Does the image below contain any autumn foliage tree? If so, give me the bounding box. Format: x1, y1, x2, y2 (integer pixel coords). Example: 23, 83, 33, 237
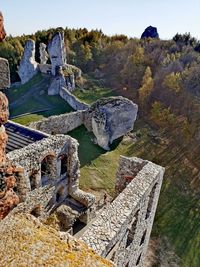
138, 66, 154, 107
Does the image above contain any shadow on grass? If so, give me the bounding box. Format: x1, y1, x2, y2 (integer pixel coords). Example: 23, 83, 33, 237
68, 125, 122, 167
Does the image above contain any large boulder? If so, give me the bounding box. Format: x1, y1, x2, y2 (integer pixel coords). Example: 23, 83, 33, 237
0, 12, 6, 42
18, 40, 38, 84
141, 26, 159, 39
84, 97, 138, 150
48, 32, 66, 76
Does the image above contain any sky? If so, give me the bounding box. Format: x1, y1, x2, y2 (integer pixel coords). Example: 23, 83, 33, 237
1, 0, 200, 40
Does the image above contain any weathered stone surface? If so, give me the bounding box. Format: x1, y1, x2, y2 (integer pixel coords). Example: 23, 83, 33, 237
141, 26, 159, 39
39, 43, 48, 64
84, 97, 138, 150
48, 32, 66, 76
18, 39, 38, 84
62, 64, 82, 91
30, 111, 84, 135
54, 204, 79, 231
0, 213, 115, 267
0, 12, 6, 42
81, 156, 165, 267
0, 58, 10, 89
48, 66, 66, 95
0, 92, 9, 163
0, 86, 21, 219
0, 165, 20, 219
60, 86, 89, 110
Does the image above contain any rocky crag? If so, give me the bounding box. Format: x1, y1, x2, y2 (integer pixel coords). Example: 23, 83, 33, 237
141, 26, 159, 39
18, 39, 38, 84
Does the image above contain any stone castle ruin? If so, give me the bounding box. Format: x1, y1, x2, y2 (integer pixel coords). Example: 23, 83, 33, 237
0, 20, 165, 266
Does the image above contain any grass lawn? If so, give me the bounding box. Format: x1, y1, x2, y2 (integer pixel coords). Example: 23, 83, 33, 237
73, 75, 117, 104
6, 74, 73, 125
69, 120, 200, 267
73, 86, 115, 104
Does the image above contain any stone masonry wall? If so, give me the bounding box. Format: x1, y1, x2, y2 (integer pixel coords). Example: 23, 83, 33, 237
59, 87, 89, 111
0, 57, 10, 89
29, 111, 84, 135
7, 134, 94, 214
81, 156, 165, 267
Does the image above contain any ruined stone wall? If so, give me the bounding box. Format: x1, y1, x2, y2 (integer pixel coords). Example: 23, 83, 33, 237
0, 58, 10, 89
29, 111, 84, 135
59, 87, 89, 111
7, 134, 94, 215
81, 156, 164, 267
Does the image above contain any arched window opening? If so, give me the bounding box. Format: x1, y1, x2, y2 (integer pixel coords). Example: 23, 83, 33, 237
41, 155, 55, 186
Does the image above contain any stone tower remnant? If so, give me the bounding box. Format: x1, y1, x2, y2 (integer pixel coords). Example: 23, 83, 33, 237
48, 32, 66, 76
39, 43, 48, 64
18, 39, 38, 84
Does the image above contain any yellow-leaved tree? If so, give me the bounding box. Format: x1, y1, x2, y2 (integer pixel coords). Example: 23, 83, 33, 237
139, 66, 154, 107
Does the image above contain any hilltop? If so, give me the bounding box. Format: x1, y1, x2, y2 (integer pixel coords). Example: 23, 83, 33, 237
1, 28, 200, 266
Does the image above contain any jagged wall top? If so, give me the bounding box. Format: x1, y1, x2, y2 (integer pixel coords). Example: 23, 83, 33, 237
48, 32, 66, 76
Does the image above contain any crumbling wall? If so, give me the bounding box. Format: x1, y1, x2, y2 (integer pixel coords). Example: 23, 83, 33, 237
81, 156, 165, 267
7, 134, 95, 216
29, 111, 84, 134
0, 57, 10, 89
60, 87, 89, 110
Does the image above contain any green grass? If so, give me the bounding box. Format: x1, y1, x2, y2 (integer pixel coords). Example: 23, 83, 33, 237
69, 120, 200, 267
73, 86, 116, 104
12, 114, 44, 125
73, 74, 117, 104
6, 74, 73, 125
5, 74, 199, 266
8, 74, 44, 102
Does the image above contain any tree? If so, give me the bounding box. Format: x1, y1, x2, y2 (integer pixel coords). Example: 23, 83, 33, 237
139, 66, 154, 106
162, 72, 181, 93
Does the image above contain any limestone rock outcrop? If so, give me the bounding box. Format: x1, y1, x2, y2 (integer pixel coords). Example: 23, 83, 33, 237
141, 26, 159, 39
48, 66, 66, 95
85, 97, 138, 150
0, 12, 6, 42
18, 40, 38, 84
48, 32, 66, 76
39, 43, 48, 64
